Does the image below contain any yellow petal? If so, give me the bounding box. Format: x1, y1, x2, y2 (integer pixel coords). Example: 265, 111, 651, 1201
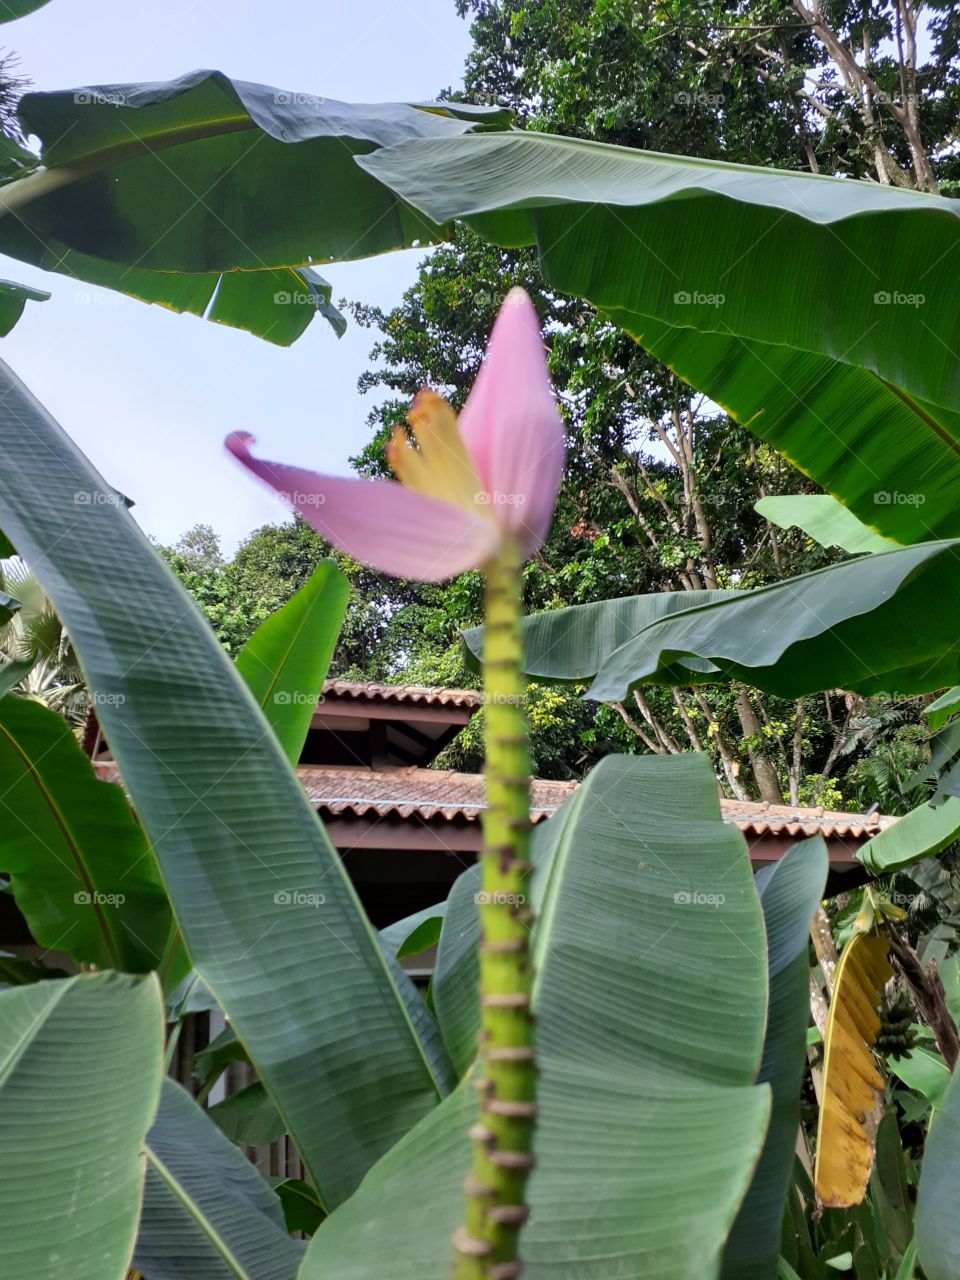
387, 390, 485, 515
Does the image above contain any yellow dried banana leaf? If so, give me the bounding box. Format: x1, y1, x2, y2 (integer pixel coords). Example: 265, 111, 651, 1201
814, 932, 893, 1207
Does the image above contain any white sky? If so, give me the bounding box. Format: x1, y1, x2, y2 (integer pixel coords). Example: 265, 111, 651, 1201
0, 0, 475, 548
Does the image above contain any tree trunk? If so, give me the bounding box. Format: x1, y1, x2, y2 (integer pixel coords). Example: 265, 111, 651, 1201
735, 687, 785, 804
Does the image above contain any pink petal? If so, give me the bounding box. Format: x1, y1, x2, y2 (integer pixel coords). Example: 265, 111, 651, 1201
458, 287, 565, 554
226, 433, 500, 582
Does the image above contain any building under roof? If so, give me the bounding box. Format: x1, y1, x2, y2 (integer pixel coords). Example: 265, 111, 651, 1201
86, 679, 893, 926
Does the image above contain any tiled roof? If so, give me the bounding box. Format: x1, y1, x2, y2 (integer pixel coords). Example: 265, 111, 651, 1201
297, 765, 896, 838
321, 680, 481, 709
92, 759, 895, 840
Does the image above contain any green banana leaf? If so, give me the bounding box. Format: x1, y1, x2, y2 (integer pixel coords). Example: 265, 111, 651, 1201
754, 496, 899, 555
888, 1048, 951, 1109
721, 838, 829, 1280
0, 971, 164, 1280
0, 355, 448, 1208
208, 1082, 287, 1147
378, 902, 447, 960
0, 950, 67, 985
235, 560, 349, 765
271, 1178, 326, 1237
916, 1058, 960, 1278
869, 1113, 914, 1263
466, 541, 960, 702
302, 753, 770, 1279
926, 686, 960, 730
0, 0, 54, 19
858, 798, 960, 873
0, 278, 48, 333
0, 696, 174, 971
462, 588, 732, 680
134, 1078, 304, 1280
360, 131, 960, 544
0, 72, 508, 341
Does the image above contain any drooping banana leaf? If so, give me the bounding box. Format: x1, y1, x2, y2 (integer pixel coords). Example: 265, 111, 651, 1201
360, 131, 960, 544
467, 541, 960, 702
721, 838, 828, 1280
814, 933, 893, 1207
235, 560, 349, 765
134, 1078, 304, 1280
379, 902, 448, 960
755, 496, 899, 555
916, 1060, 960, 1278
302, 753, 770, 1279
0, 278, 48, 334
858, 798, 960, 874
0, 356, 448, 1208
0, 72, 508, 342
926, 686, 960, 731
0, 696, 175, 972
208, 1082, 287, 1148
0, 971, 164, 1280
462, 588, 732, 680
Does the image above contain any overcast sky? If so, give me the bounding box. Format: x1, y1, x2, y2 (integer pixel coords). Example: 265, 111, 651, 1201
0, 0, 475, 549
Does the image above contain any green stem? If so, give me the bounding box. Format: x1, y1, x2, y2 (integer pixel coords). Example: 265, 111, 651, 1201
453, 539, 535, 1280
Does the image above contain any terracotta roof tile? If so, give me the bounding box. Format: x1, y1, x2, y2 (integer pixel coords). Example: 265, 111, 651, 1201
92, 760, 895, 841
321, 680, 481, 709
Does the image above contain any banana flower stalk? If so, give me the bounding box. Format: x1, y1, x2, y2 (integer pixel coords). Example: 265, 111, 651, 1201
227, 287, 564, 1278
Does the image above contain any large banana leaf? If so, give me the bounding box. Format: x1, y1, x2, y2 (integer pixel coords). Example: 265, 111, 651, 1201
360, 132, 960, 543
0, 971, 164, 1280
466, 541, 960, 702
755, 496, 899, 555
0, 696, 174, 971
302, 753, 770, 1280
721, 839, 828, 1280
858, 798, 960, 873
235, 560, 348, 765
916, 1059, 960, 1279
0, 72, 508, 341
0, 356, 447, 1207
134, 1078, 304, 1280
462, 588, 732, 680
